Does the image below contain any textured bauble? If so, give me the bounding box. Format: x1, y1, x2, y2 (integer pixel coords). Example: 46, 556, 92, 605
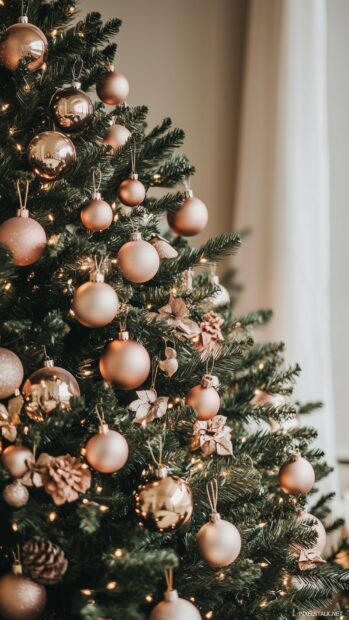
99, 331, 151, 390
186, 376, 220, 421
86, 424, 128, 473
0, 16, 48, 73
279, 455, 315, 494
150, 589, 201, 620
136, 467, 193, 532
73, 272, 119, 328
0, 347, 23, 398
0, 210, 46, 266
197, 514, 241, 567
80, 192, 113, 232
28, 131, 76, 180
103, 124, 131, 150
50, 81, 93, 133
117, 232, 160, 283
22, 360, 80, 422
167, 190, 208, 237
118, 174, 146, 207
296, 510, 326, 554
1, 445, 33, 478
2, 480, 29, 508
0, 569, 46, 620
22, 539, 68, 586
97, 68, 130, 105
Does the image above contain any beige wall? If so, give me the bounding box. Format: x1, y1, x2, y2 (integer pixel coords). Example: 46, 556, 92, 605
82, 0, 247, 244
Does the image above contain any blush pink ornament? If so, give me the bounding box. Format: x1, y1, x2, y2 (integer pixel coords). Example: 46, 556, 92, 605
117, 232, 160, 283
100, 330, 151, 390
103, 123, 131, 150
0, 347, 24, 398
0, 208, 46, 266
279, 453, 315, 494
81, 191, 113, 232
167, 189, 208, 237
97, 66, 129, 105
186, 374, 220, 421
86, 423, 128, 474
73, 270, 119, 328
118, 173, 146, 207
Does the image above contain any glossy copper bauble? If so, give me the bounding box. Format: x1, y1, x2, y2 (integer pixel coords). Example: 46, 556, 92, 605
51, 81, 93, 132
28, 131, 76, 180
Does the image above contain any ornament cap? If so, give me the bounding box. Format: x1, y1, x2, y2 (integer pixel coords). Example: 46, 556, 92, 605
107, 64, 115, 73
130, 231, 142, 242
129, 172, 139, 181
12, 562, 23, 576
90, 270, 105, 283
184, 189, 194, 199
16, 208, 29, 219
164, 589, 179, 602
93, 191, 102, 201
72, 80, 82, 90
156, 466, 169, 479
18, 15, 29, 24
99, 423, 109, 435
118, 330, 130, 341
210, 511, 222, 523
44, 359, 54, 368
213, 275, 219, 285
201, 374, 219, 389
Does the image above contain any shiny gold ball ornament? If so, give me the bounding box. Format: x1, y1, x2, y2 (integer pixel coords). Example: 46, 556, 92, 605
150, 588, 201, 620
185, 375, 220, 421
167, 189, 208, 237
0, 209, 46, 267
97, 66, 130, 105
28, 131, 76, 180
50, 81, 93, 133
86, 423, 129, 474
73, 270, 119, 328
103, 123, 131, 150
197, 513, 241, 567
1, 445, 33, 478
0, 16, 48, 73
80, 191, 113, 232
2, 480, 29, 508
22, 359, 80, 422
279, 453, 315, 494
118, 173, 146, 207
99, 330, 151, 390
0, 347, 24, 398
136, 466, 193, 532
117, 232, 160, 283
0, 563, 46, 620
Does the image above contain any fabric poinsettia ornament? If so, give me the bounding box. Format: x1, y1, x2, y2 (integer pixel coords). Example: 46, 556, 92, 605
192, 414, 233, 456
129, 389, 169, 426
150, 296, 200, 339
193, 311, 224, 360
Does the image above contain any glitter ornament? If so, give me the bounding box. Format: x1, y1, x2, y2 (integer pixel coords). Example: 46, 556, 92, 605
103, 123, 131, 150
1, 444, 33, 478
186, 374, 220, 421
28, 131, 76, 180
0, 16, 48, 73
2, 480, 29, 507
86, 421, 128, 474
0, 209, 46, 267
50, 80, 93, 133
0, 347, 23, 399
167, 189, 208, 237
0, 561, 46, 620
97, 66, 129, 105
117, 232, 160, 283
99, 330, 151, 390
73, 269, 119, 328
279, 452, 315, 494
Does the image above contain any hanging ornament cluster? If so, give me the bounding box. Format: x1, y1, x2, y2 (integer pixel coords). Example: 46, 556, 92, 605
150, 570, 201, 620
293, 510, 326, 571
103, 121, 131, 150
186, 374, 221, 421
22, 539, 68, 586
168, 187, 208, 237
0, 15, 48, 73
150, 296, 200, 339
85, 407, 128, 474
81, 169, 114, 232
118, 145, 146, 207
192, 414, 233, 456
0, 180, 47, 267
0, 558, 47, 620
22, 357, 80, 422
117, 232, 160, 283
28, 131, 76, 180
100, 328, 151, 389
73, 260, 119, 328
278, 451, 315, 494
0, 347, 23, 399
50, 63, 93, 133
197, 480, 241, 567
97, 65, 130, 105
150, 233, 179, 259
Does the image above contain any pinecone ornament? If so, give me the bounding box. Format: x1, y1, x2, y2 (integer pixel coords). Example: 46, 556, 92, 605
22, 539, 68, 585
194, 311, 224, 359
41, 454, 91, 505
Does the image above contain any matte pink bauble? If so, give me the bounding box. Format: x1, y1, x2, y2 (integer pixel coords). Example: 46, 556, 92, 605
117, 232, 160, 283
0, 210, 46, 266
97, 68, 129, 105
0, 568, 46, 620
118, 174, 146, 207
0, 347, 24, 398
73, 271, 119, 327
279, 455, 315, 494
81, 192, 113, 232
99, 331, 151, 390
150, 589, 201, 620
103, 124, 131, 150
167, 190, 208, 237
197, 513, 241, 567
86, 424, 128, 473
1, 445, 33, 478
186, 375, 220, 420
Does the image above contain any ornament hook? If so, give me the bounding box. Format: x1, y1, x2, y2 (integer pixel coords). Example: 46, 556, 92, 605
164, 568, 173, 592
92, 168, 102, 195
72, 57, 84, 83
147, 435, 164, 469
206, 478, 219, 515
16, 179, 30, 213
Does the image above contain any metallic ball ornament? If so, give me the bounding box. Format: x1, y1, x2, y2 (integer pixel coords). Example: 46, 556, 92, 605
167, 190, 208, 237
73, 271, 119, 328
150, 589, 201, 620
1, 445, 33, 478
0, 209, 46, 266
117, 232, 160, 283
28, 131, 76, 180
279, 454, 315, 494
118, 173, 146, 207
197, 513, 242, 567
185, 375, 220, 421
86, 424, 129, 474
80, 192, 114, 232
0, 347, 24, 398
2, 480, 29, 508
103, 123, 131, 150
97, 67, 130, 105
99, 331, 151, 390
22, 359, 80, 422
136, 467, 193, 532
0, 567, 47, 620
50, 81, 93, 133
0, 16, 48, 73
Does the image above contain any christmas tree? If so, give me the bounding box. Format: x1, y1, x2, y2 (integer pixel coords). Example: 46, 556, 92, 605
0, 2, 348, 619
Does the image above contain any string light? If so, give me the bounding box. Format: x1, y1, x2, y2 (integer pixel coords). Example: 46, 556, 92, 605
106, 581, 117, 590
96, 486, 103, 494
259, 522, 267, 528
4, 282, 11, 291
259, 600, 268, 608
100, 505, 109, 512
200, 257, 208, 263
49, 511, 57, 522
81, 589, 92, 596
0, 103, 9, 112
51, 29, 58, 37
205, 612, 213, 619
48, 213, 54, 222
145, 594, 153, 602
114, 548, 123, 558
11, 522, 18, 532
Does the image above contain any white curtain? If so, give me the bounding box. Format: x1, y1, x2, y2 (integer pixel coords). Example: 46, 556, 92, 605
235, 0, 338, 498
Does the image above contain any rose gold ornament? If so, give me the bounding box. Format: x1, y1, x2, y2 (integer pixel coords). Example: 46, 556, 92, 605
99, 330, 151, 390
1, 445, 33, 478
86, 423, 128, 474
150, 585, 201, 620
167, 190, 208, 237
0, 347, 23, 398
185, 375, 220, 421
0, 562, 47, 620
103, 123, 131, 150
279, 453, 315, 494
295, 510, 326, 554
50, 81, 93, 133
97, 67, 130, 105
2, 480, 29, 507
73, 270, 119, 327
118, 173, 146, 207
22, 359, 80, 422
0, 208, 46, 266
28, 131, 76, 180
150, 234, 178, 259
0, 16, 48, 73
117, 232, 160, 283
81, 191, 113, 232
